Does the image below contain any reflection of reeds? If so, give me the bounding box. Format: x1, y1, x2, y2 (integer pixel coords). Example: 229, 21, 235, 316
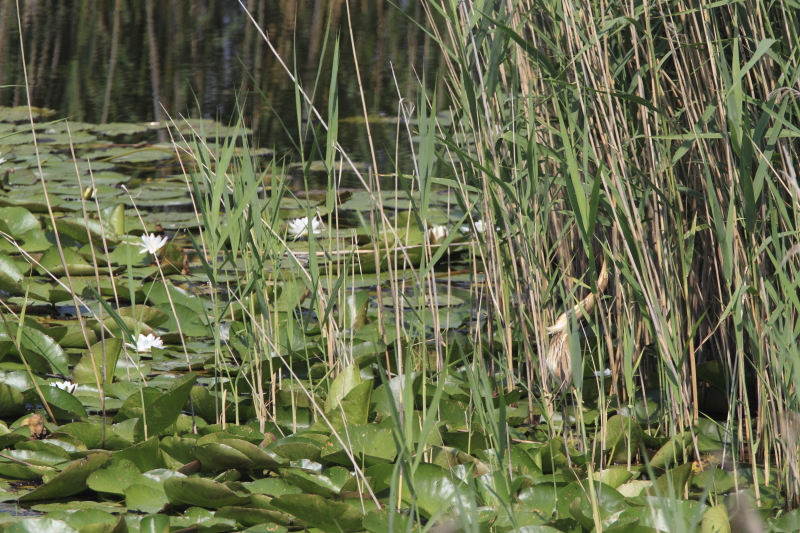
101, 0, 122, 123
1, 0, 428, 138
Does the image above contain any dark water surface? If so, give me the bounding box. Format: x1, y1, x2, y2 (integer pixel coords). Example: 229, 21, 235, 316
0, 0, 441, 170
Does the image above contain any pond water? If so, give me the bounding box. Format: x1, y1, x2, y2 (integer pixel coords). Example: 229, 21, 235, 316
0, 0, 441, 173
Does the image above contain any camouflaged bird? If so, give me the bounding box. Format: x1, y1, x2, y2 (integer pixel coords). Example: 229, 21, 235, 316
543, 257, 609, 396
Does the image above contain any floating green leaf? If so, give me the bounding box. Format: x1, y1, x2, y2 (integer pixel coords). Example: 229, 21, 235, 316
124, 483, 169, 514
19, 326, 69, 376
0, 207, 39, 237
86, 458, 141, 495
701, 504, 730, 533
30, 385, 88, 420
53, 217, 119, 246
19, 453, 111, 501
114, 437, 161, 472
72, 338, 122, 389
5, 518, 78, 533
163, 476, 252, 508
320, 425, 397, 466
400, 463, 472, 518
139, 514, 170, 533
0, 382, 26, 416
133, 372, 196, 442
326, 363, 362, 412
270, 493, 365, 533
362, 509, 418, 533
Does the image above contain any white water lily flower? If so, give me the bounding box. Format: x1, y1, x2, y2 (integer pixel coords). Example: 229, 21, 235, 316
287, 216, 324, 238
137, 233, 169, 255
127, 333, 164, 353
460, 219, 489, 235
427, 225, 448, 243
594, 368, 612, 377
50, 381, 77, 394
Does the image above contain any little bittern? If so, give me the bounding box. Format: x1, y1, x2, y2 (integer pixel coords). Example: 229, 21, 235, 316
543, 257, 609, 396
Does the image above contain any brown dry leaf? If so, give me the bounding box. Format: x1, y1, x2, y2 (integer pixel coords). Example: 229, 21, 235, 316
20, 414, 49, 440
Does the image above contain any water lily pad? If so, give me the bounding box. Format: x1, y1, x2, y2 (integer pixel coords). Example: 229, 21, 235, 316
325, 363, 362, 412
55, 324, 98, 348
118, 305, 169, 327
0, 381, 26, 416
124, 469, 187, 513
4, 447, 71, 467
188, 386, 238, 424
654, 462, 694, 498
106, 242, 151, 267
695, 418, 733, 453
45, 509, 119, 530
16, 438, 81, 458
0, 254, 50, 300
5, 518, 77, 533
649, 432, 692, 469
320, 425, 397, 466
195, 442, 256, 471
0, 461, 56, 480
34, 121, 95, 133
200, 439, 284, 470
771, 508, 800, 533
86, 457, 141, 495
593, 467, 634, 489
400, 463, 472, 518
124, 483, 169, 514
700, 504, 730, 533
0, 206, 39, 237
84, 146, 175, 164
215, 507, 294, 528
72, 338, 122, 389
91, 123, 148, 136
30, 501, 125, 513
157, 435, 196, 465
692, 468, 736, 494
268, 437, 322, 462
52, 217, 119, 246
36, 132, 97, 146
19, 326, 69, 376
163, 476, 252, 508
615, 479, 652, 498
133, 372, 197, 442
270, 493, 364, 533
139, 514, 170, 533
566, 481, 629, 530
27, 384, 88, 420
116, 387, 162, 422
362, 509, 418, 533
0, 106, 56, 123
168, 118, 252, 138
19, 453, 112, 501
154, 302, 209, 337
114, 437, 161, 472
310, 381, 373, 433
281, 469, 341, 498
245, 478, 302, 497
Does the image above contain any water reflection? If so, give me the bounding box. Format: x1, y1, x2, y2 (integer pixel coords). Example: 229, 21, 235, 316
0, 0, 440, 170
